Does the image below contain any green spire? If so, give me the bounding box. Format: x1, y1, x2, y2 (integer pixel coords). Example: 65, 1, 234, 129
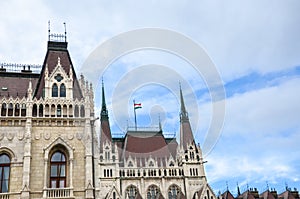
179, 82, 188, 121
101, 78, 108, 120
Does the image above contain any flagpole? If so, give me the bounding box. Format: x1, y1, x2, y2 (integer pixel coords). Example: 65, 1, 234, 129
133, 99, 137, 131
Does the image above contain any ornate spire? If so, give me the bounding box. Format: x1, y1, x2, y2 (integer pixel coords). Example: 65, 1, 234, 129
101, 79, 108, 121
99, 79, 112, 152
179, 82, 188, 121
179, 83, 195, 150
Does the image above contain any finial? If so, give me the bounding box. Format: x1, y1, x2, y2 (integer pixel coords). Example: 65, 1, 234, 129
63, 22, 67, 42
226, 181, 229, 191
158, 114, 162, 131
48, 20, 51, 41
266, 181, 269, 191
237, 182, 241, 195
57, 57, 61, 65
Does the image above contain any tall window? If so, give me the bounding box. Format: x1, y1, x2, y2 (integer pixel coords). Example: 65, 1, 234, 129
168, 185, 179, 199
147, 185, 159, 199
1, 103, 6, 116
60, 84, 66, 97
50, 151, 66, 188
57, 105, 62, 117
52, 84, 58, 97
126, 185, 138, 199
0, 154, 10, 193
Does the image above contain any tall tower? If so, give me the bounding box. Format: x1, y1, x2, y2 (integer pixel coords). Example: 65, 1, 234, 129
0, 25, 95, 199
178, 86, 216, 199
98, 81, 120, 199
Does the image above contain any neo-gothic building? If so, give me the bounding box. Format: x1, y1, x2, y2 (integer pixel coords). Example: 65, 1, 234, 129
0, 32, 216, 199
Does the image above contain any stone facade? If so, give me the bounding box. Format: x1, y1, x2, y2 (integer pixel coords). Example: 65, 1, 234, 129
0, 35, 216, 199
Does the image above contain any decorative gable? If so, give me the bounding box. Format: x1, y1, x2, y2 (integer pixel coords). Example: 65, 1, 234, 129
44, 57, 73, 100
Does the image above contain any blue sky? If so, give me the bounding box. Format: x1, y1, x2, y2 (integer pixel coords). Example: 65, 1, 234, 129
1, 0, 300, 195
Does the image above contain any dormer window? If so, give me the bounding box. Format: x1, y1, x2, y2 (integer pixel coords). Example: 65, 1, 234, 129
54, 74, 63, 82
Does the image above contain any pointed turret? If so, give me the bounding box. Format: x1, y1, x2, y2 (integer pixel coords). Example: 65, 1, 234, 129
179, 84, 196, 150
100, 80, 112, 152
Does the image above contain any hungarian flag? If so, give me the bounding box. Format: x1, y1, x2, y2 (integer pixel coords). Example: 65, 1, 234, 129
134, 103, 142, 109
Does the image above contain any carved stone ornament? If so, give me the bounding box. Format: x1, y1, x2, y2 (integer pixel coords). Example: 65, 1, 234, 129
17, 131, 25, 141
44, 131, 51, 140
34, 132, 41, 140
76, 132, 83, 140
67, 133, 74, 140
6, 132, 14, 141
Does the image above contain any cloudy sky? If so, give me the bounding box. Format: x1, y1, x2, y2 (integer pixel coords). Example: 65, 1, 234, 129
1, 0, 300, 195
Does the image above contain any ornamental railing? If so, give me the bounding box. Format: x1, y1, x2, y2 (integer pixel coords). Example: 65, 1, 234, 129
0, 193, 10, 199
0, 63, 42, 73
44, 187, 73, 198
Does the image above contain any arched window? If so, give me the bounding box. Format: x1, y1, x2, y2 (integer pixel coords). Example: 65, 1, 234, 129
168, 185, 180, 199
147, 185, 159, 199
0, 154, 10, 193
7, 103, 13, 116
126, 185, 138, 199
39, 104, 44, 117
1, 103, 7, 116
60, 84, 66, 97
52, 84, 58, 97
50, 151, 66, 188
80, 105, 85, 117
45, 104, 50, 117
21, 104, 26, 116
74, 105, 79, 117
32, 104, 37, 117
15, 103, 20, 116
57, 105, 62, 117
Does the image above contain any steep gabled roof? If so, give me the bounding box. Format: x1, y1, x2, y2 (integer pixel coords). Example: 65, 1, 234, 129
221, 190, 235, 199
260, 190, 276, 199
33, 41, 82, 99
99, 82, 112, 152
166, 137, 178, 158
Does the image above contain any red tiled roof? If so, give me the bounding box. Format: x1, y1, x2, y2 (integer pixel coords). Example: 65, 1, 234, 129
0, 72, 39, 98
121, 131, 174, 165
166, 138, 178, 158
221, 191, 235, 199
100, 120, 112, 152
260, 191, 276, 199
180, 121, 195, 150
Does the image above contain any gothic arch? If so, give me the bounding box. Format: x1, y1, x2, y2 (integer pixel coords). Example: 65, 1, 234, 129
43, 137, 74, 190
0, 147, 16, 160
125, 185, 140, 199
146, 184, 162, 199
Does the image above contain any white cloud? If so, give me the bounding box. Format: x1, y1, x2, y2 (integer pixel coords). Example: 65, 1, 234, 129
1, 0, 300, 192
